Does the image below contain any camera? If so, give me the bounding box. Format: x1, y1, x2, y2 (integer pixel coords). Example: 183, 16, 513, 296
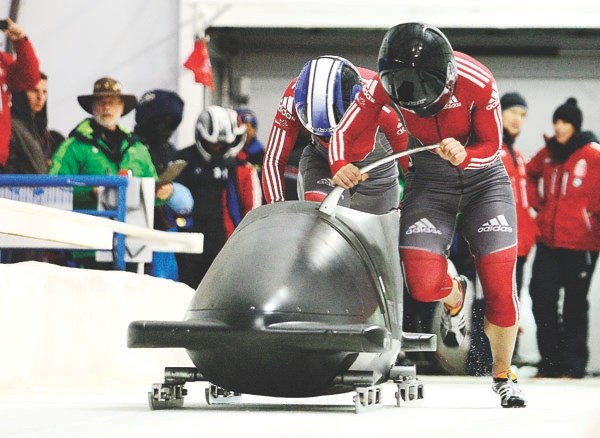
0, 20, 8, 31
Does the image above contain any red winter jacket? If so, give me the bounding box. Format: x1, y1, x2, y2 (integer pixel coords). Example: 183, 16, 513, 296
500, 138, 538, 257
526, 132, 600, 251
0, 38, 40, 166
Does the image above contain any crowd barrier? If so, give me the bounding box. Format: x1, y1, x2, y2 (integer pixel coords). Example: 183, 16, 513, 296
0, 174, 129, 269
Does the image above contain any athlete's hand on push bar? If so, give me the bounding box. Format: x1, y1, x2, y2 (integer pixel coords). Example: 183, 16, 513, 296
436, 137, 467, 166
332, 163, 368, 189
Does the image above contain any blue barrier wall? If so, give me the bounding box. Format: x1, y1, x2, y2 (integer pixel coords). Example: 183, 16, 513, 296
0, 175, 129, 270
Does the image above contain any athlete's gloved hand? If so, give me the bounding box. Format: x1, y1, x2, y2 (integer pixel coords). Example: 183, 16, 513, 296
436, 137, 466, 166
332, 163, 368, 189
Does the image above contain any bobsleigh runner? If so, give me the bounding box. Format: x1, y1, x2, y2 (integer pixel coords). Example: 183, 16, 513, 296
127, 146, 438, 413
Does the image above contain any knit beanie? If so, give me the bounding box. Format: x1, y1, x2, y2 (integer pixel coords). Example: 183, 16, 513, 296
135, 89, 184, 129
553, 97, 582, 131
500, 92, 527, 111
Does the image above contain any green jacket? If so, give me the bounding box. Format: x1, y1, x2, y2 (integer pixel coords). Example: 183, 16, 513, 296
49, 118, 160, 263
49, 118, 158, 209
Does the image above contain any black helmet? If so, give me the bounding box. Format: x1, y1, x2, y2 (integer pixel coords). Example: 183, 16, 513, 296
294, 55, 362, 137
378, 23, 456, 117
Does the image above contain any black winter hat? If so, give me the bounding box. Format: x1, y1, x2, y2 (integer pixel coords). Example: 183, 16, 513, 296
500, 92, 527, 111
135, 89, 184, 129
553, 97, 582, 131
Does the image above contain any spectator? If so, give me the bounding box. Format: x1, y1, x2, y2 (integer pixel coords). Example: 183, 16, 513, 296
0, 72, 67, 265
262, 55, 408, 214
0, 18, 40, 169
134, 89, 189, 280
526, 97, 600, 378
49, 76, 172, 270
175, 105, 261, 288
135, 89, 184, 175
330, 23, 526, 407
235, 107, 265, 167
5, 73, 60, 174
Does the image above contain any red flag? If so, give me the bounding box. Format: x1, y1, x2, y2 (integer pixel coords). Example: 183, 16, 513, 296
183, 38, 215, 91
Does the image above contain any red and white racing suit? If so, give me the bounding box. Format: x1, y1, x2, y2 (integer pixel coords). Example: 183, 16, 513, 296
330, 52, 519, 327
262, 67, 409, 214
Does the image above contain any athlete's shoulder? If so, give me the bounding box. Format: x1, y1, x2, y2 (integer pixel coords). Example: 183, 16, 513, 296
359, 73, 391, 106
454, 51, 499, 111
274, 78, 299, 124
283, 77, 297, 99
454, 51, 495, 90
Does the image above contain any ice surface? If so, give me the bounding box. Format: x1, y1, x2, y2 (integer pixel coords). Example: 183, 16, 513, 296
1, 377, 599, 438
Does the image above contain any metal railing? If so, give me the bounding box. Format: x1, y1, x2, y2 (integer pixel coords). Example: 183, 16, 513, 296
0, 174, 129, 270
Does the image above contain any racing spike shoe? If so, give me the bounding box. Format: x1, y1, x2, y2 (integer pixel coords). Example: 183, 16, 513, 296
440, 275, 467, 348
492, 369, 527, 408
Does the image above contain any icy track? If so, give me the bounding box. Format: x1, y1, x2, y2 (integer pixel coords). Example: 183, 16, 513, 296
1, 262, 599, 437
2, 377, 600, 438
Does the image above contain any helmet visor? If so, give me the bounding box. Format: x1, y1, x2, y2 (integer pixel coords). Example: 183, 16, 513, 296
380, 62, 455, 117
380, 68, 443, 107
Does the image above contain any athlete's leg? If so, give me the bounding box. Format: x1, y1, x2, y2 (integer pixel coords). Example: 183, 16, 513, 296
462, 184, 519, 376
399, 183, 460, 305
462, 179, 526, 407
399, 184, 470, 346
476, 247, 519, 374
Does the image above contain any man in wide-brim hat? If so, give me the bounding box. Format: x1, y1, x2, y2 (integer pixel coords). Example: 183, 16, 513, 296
77, 77, 137, 130
49, 76, 174, 270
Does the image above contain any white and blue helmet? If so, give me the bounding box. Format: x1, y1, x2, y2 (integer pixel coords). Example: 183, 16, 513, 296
195, 105, 247, 161
294, 55, 362, 137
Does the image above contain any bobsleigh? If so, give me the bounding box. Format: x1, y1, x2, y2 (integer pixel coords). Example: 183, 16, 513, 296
128, 148, 438, 412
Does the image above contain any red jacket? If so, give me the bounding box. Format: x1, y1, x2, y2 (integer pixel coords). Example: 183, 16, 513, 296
526, 132, 600, 251
262, 67, 408, 204
500, 138, 538, 257
0, 38, 40, 166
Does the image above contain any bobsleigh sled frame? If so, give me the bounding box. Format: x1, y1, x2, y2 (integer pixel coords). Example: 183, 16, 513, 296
146, 365, 424, 413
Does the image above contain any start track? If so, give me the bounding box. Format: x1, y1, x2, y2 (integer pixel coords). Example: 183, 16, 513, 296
2, 376, 599, 438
